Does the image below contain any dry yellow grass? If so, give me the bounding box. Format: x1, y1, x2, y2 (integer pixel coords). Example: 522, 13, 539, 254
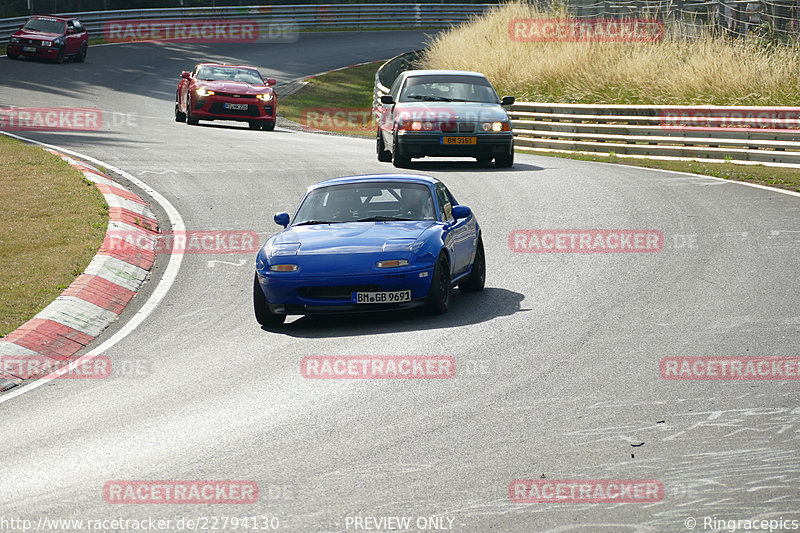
421, 2, 800, 105
0, 136, 107, 336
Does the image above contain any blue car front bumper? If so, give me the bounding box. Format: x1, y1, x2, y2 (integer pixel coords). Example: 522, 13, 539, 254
256, 266, 435, 315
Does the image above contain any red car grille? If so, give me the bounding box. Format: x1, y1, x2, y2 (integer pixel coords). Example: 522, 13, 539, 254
208, 102, 260, 117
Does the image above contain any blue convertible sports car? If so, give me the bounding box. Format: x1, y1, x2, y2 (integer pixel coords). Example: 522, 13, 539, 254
254, 174, 485, 326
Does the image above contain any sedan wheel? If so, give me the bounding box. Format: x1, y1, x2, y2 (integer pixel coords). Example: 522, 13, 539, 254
55, 46, 65, 64
377, 129, 392, 162
392, 147, 411, 168
262, 121, 275, 131
495, 150, 514, 168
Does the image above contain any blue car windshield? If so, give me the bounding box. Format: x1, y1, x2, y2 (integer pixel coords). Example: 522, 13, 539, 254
400, 75, 500, 103
23, 18, 65, 34
293, 183, 436, 224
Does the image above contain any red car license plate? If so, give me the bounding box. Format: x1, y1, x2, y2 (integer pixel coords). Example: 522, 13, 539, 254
223, 103, 249, 110
22, 46, 37, 52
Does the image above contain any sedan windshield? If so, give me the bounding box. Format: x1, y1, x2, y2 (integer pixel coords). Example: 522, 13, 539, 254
293, 183, 436, 224
195, 66, 264, 85
399, 75, 500, 104
23, 18, 65, 34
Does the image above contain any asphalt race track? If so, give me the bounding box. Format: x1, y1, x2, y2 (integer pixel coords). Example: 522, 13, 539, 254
1, 30, 799, 532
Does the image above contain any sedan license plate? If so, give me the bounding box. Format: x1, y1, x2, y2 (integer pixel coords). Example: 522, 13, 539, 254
22, 46, 37, 52
441, 136, 477, 145
223, 103, 249, 110
352, 290, 411, 304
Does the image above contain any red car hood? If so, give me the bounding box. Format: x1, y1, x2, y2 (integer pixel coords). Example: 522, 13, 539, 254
194, 80, 272, 95
15, 30, 63, 40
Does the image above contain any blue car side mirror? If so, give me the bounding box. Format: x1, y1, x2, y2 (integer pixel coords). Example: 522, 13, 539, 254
274, 212, 290, 228
451, 205, 471, 220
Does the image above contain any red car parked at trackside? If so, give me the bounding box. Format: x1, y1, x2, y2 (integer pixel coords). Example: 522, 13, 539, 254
7, 16, 88, 63
175, 63, 278, 131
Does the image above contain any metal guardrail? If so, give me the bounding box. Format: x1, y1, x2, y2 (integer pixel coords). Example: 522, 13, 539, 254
0, 4, 490, 45
373, 50, 422, 114
509, 103, 800, 165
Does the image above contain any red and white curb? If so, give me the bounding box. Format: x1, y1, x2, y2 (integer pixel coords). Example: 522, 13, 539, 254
0, 152, 158, 391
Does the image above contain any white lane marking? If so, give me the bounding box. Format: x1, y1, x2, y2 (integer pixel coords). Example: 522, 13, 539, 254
0, 131, 185, 406
527, 153, 800, 199
207, 259, 247, 268
139, 170, 178, 175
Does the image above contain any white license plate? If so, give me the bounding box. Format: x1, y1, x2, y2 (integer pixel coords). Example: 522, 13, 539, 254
223, 103, 249, 110
351, 290, 411, 304
22, 46, 37, 52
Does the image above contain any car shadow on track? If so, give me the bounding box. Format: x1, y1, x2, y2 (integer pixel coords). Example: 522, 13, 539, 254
395, 161, 545, 173
262, 287, 528, 338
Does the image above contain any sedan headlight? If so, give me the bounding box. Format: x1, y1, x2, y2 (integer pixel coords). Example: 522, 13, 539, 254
376, 259, 409, 268
256, 93, 273, 101
9, 37, 20, 43
195, 87, 215, 97
41, 40, 52, 47
481, 121, 510, 132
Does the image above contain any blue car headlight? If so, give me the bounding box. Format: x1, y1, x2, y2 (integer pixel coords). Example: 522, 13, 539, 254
376, 259, 409, 268
270, 264, 299, 272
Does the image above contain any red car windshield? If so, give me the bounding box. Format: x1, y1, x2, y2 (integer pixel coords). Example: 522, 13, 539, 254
195, 66, 264, 85
23, 18, 65, 34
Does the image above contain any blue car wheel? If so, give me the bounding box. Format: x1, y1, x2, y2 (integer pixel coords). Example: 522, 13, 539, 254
458, 238, 485, 292
254, 273, 285, 327
426, 253, 451, 314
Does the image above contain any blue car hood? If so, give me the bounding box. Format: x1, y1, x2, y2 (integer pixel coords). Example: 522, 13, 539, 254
270, 221, 435, 256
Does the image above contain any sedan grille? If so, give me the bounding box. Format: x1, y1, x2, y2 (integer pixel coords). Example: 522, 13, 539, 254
298, 285, 382, 300
458, 122, 476, 133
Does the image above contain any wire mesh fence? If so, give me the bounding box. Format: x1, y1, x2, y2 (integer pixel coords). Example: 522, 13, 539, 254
558, 0, 800, 40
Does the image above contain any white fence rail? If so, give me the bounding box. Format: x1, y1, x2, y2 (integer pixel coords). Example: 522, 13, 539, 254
509, 103, 800, 166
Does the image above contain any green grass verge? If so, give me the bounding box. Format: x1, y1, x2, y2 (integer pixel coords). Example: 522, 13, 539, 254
0, 135, 108, 337
279, 62, 379, 138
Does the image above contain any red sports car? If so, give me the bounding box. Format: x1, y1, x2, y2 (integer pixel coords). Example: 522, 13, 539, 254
7, 16, 88, 63
175, 63, 277, 131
